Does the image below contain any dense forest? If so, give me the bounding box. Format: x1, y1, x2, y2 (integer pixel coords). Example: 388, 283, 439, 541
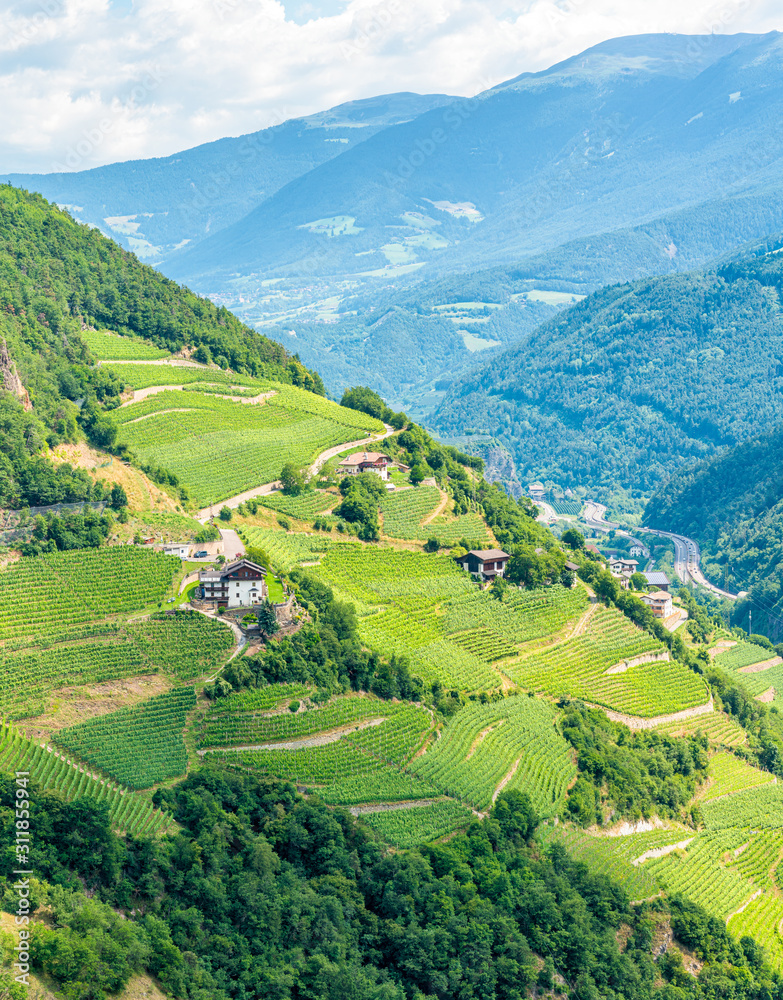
435, 245, 783, 501
645, 424, 783, 640
3, 768, 780, 1000
0, 185, 321, 509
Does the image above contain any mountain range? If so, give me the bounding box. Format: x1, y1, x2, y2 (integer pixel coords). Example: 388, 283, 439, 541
7, 30, 783, 415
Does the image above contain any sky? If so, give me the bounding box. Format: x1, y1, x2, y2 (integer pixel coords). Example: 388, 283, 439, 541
0, 0, 781, 174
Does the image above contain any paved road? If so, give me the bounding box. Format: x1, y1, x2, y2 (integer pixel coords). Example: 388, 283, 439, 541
196, 423, 396, 521
581, 499, 739, 600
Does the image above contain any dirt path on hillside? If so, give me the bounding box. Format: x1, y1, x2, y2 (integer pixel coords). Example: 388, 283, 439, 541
568, 600, 598, 638
587, 696, 715, 731
421, 488, 450, 525
197, 716, 386, 755
121, 385, 276, 407
195, 423, 396, 520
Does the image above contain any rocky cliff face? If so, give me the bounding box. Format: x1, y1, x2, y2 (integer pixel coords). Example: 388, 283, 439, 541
0, 340, 32, 411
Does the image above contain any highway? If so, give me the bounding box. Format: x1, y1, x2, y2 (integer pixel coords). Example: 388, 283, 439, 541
580, 500, 740, 600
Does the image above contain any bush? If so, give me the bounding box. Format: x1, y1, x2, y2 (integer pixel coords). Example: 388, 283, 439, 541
288, 700, 300, 713
424, 538, 440, 552
219, 506, 232, 522
277, 516, 291, 531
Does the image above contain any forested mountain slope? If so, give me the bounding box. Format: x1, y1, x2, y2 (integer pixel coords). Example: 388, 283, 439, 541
645, 424, 783, 639
0, 92, 455, 266
435, 241, 783, 498
0, 184, 320, 507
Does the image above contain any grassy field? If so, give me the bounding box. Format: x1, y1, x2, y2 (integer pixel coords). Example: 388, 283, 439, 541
114, 383, 383, 506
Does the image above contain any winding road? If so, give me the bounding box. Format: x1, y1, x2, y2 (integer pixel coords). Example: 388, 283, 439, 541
194, 423, 396, 522
581, 501, 740, 600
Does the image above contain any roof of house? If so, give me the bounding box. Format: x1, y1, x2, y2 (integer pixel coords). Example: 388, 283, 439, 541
338, 451, 390, 466
528, 482, 545, 490
644, 571, 670, 585
645, 590, 672, 601
565, 561, 579, 571
200, 558, 266, 582
466, 549, 510, 561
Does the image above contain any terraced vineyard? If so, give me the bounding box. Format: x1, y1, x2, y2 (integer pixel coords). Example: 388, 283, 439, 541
380, 486, 490, 545
201, 693, 434, 789
207, 683, 312, 714
714, 641, 774, 671
103, 362, 270, 391
255, 491, 338, 520
82, 328, 170, 360
444, 585, 588, 644
0, 547, 179, 641
507, 605, 709, 717
314, 547, 589, 691
701, 752, 776, 802
115, 389, 379, 507
53, 688, 196, 789
538, 825, 663, 900
644, 828, 754, 918
240, 525, 349, 573
410, 696, 576, 814
0, 611, 233, 718
655, 710, 746, 747
548, 499, 583, 516
320, 770, 439, 805
359, 800, 474, 848
728, 894, 783, 969
199, 694, 430, 752
0, 723, 173, 836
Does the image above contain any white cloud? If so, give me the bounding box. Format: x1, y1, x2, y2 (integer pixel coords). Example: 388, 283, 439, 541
0, 0, 780, 172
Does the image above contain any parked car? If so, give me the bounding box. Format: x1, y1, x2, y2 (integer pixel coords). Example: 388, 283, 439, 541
194, 550, 209, 558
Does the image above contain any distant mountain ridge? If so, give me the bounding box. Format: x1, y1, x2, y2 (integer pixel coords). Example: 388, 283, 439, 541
6, 31, 783, 416
0, 92, 456, 266
434, 239, 783, 500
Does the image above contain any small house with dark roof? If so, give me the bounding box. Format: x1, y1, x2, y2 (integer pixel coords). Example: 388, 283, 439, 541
338, 451, 392, 480
644, 571, 671, 592
198, 558, 267, 608
456, 549, 510, 580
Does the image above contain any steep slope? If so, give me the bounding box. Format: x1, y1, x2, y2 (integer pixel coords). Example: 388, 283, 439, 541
434, 240, 783, 498
0, 92, 455, 266
645, 425, 783, 640
0, 184, 317, 507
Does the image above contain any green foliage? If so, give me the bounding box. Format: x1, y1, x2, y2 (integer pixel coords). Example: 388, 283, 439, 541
560, 702, 709, 825
280, 461, 306, 496
21, 506, 113, 555
53, 687, 196, 789
437, 254, 783, 502
256, 599, 279, 638
645, 423, 783, 640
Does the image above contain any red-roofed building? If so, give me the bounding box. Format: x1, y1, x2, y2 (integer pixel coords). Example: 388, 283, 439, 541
338, 452, 392, 480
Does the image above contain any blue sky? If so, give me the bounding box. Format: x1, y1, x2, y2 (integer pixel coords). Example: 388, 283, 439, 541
1, 0, 780, 173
